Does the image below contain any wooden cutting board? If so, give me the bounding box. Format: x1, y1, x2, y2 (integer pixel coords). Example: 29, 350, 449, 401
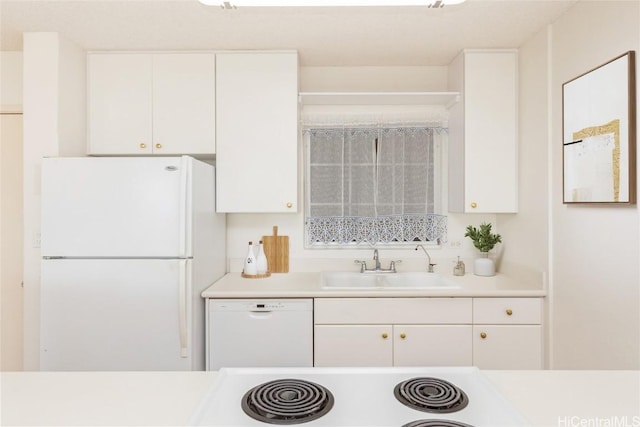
261, 226, 289, 273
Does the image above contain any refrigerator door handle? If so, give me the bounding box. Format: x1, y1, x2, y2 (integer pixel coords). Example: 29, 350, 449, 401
179, 261, 189, 358
178, 156, 190, 258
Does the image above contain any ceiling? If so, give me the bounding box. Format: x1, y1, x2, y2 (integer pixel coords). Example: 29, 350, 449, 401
0, 0, 579, 66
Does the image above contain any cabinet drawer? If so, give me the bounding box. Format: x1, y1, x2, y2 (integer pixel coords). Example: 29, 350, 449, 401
314, 298, 472, 324
473, 298, 542, 324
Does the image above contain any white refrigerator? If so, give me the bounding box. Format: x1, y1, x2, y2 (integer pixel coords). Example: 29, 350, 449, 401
40, 156, 226, 371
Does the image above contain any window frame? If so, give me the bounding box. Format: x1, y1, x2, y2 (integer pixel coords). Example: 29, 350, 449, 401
303, 124, 448, 249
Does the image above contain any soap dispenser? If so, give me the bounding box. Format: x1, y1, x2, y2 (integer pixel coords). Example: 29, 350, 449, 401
244, 241, 258, 276
453, 256, 465, 276
256, 240, 269, 274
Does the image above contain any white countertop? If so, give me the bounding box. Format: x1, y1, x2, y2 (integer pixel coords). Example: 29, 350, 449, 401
2, 370, 637, 426
201, 271, 546, 298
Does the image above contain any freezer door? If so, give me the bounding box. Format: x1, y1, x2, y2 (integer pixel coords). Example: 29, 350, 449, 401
40, 259, 193, 371
41, 156, 194, 257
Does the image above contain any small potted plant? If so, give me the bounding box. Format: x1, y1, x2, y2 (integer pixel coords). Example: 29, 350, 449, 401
464, 222, 502, 276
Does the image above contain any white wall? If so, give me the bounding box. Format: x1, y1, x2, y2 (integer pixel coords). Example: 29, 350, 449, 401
548, 0, 639, 369
1, 51, 24, 369
22, 33, 86, 370
511, 1, 640, 369
1, 52, 23, 109
300, 66, 447, 92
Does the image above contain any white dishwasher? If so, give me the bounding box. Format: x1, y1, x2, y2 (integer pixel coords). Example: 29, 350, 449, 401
207, 299, 313, 370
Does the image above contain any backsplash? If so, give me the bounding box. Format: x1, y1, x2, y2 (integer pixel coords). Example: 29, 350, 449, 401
226, 211, 502, 274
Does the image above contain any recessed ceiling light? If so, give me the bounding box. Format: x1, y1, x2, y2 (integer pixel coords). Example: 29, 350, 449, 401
199, 0, 466, 8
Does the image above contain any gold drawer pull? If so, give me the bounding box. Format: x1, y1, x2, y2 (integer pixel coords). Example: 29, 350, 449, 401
155, 143, 162, 149
470, 202, 477, 208
381, 333, 388, 339
286, 202, 293, 208
139, 143, 146, 149
506, 309, 513, 316
480, 332, 487, 339
400, 333, 407, 339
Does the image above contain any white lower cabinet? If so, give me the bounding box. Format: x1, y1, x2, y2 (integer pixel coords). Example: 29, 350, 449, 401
472, 325, 542, 369
313, 298, 472, 367
472, 298, 543, 369
313, 297, 543, 369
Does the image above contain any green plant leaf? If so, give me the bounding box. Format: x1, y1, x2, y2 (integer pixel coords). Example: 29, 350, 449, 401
464, 222, 502, 252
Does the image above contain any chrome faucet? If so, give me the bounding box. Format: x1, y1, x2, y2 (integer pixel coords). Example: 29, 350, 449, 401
373, 249, 381, 270
354, 249, 401, 273
415, 244, 436, 273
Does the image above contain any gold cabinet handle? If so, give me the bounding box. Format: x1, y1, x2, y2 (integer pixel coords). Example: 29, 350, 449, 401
381, 333, 388, 339
480, 332, 487, 339
506, 309, 513, 316
155, 143, 162, 149
286, 202, 293, 208
400, 333, 407, 339
470, 202, 478, 209
139, 143, 146, 149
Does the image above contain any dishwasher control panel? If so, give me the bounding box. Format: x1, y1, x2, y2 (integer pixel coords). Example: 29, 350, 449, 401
210, 299, 313, 312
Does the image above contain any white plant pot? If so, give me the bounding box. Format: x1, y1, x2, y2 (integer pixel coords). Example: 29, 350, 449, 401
474, 254, 495, 277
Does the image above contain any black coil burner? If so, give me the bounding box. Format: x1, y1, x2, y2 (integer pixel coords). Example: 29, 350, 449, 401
241, 379, 334, 425
403, 420, 474, 427
394, 377, 469, 414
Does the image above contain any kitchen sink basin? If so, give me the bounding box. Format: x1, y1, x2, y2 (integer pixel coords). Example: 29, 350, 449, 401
321, 271, 460, 290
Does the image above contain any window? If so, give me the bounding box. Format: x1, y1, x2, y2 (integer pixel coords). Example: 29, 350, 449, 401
304, 125, 447, 247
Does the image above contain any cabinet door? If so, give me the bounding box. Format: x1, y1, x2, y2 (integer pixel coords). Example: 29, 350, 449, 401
88, 53, 153, 155
153, 54, 215, 156
473, 325, 542, 369
448, 50, 518, 213
314, 325, 392, 367
216, 52, 298, 213
393, 325, 472, 367
464, 51, 518, 212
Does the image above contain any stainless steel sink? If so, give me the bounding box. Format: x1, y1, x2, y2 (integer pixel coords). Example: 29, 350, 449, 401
321, 271, 460, 290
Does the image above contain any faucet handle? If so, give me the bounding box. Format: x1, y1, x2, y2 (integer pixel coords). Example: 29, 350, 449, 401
354, 260, 367, 273
389, 260, 402, 272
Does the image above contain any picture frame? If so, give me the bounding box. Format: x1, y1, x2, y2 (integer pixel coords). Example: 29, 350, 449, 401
562, 51, 636, 204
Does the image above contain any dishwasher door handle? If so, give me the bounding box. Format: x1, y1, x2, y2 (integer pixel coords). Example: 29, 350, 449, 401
249, 311, 274, 319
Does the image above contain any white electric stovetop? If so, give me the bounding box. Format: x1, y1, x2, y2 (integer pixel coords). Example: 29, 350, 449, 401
189, 367, 529, 427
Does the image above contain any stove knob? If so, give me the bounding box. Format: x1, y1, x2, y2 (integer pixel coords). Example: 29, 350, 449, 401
381, 333, 388, 339
400, 333, 407, 339
480, 332, 487, 339
506, 309, 513, 316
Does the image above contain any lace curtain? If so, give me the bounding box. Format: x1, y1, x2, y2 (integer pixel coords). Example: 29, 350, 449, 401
305, 126, 447, 247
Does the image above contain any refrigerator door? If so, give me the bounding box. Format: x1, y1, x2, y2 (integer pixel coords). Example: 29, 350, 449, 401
40, 259, 193, 371
41, 156, 192, 258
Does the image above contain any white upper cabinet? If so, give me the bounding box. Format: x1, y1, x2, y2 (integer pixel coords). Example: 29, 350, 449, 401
87, 53, 216, 157
215, 51, 298, 213
448, 49, 518, 213
88, 53, 152, 154
152, 54, 216, 155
